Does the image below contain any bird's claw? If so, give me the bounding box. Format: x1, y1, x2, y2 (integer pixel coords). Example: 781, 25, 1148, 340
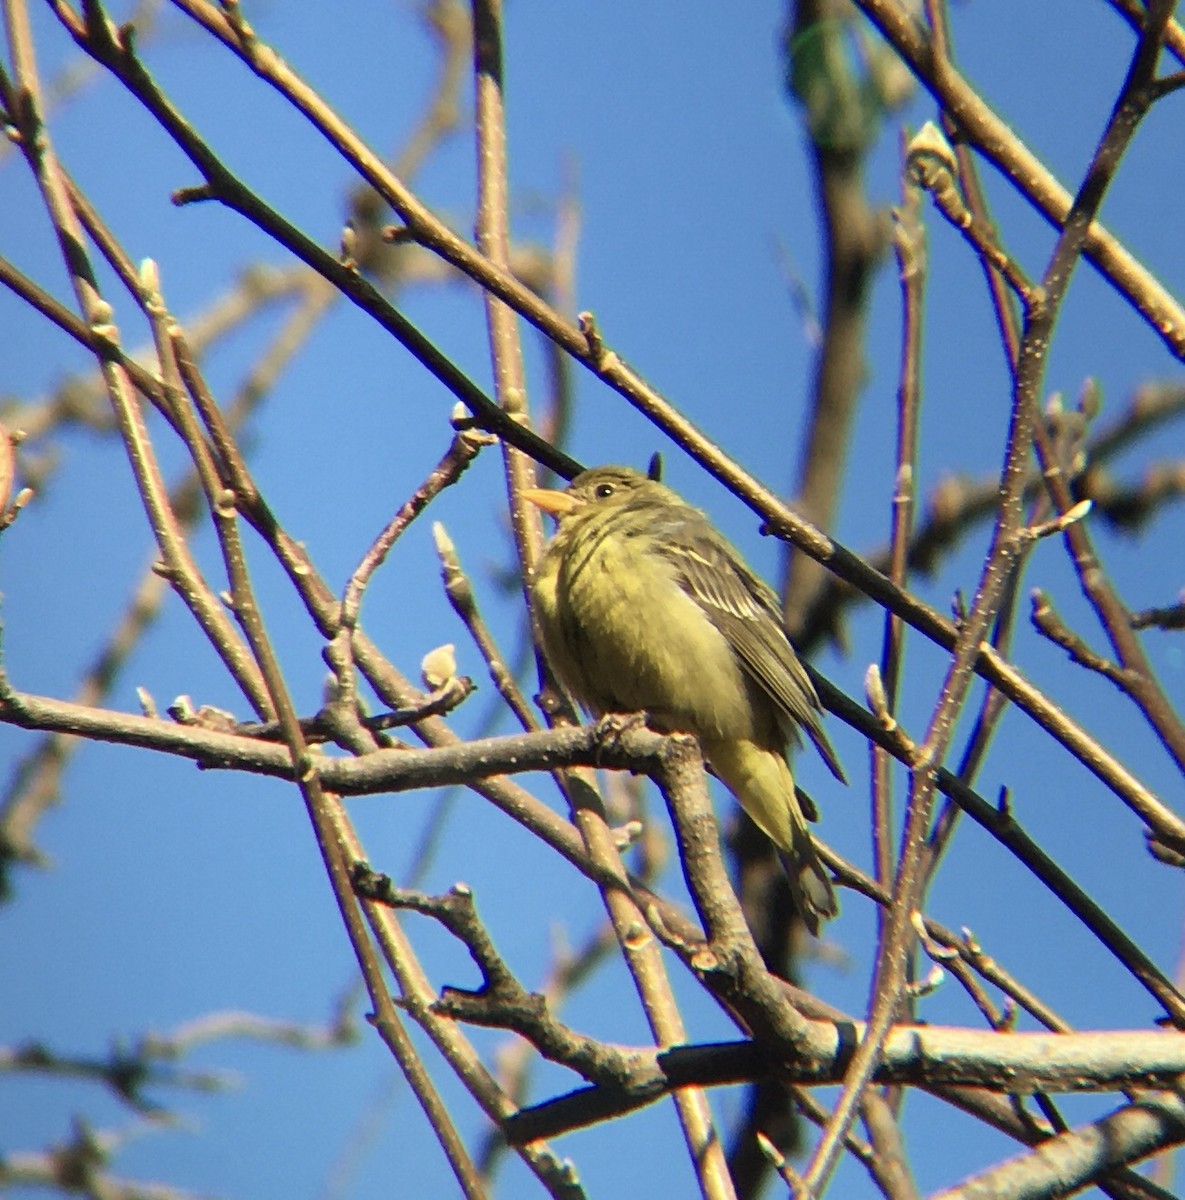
593, 710, 649, 765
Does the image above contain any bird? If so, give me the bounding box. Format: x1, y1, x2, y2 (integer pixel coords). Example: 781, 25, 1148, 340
522, 465, 845, 934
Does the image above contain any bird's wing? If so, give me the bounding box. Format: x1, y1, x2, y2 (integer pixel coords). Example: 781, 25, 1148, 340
653, 508, 846, 783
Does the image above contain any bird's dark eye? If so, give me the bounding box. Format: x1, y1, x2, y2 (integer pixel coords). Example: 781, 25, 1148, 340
594, 482, 616, 499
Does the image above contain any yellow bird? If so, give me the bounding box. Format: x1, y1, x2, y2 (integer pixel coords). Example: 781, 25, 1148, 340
523, 466, 845, 934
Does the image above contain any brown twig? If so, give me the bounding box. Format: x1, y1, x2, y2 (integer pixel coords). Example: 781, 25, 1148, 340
37, 0, 1180, 860
338, 822, 586, 1199
470, 0, 545, 618
4, 16, 272, 716
0, 273, 332, 883
1030, 588, 1141, 689
852, 0, 1185, 361
433, 521, 542, 732
905, 119, 1039, 309
799, 382, 1185, 650
0, 1120, 204, 1200
504, 1025, 1185, 1142
781, 0, 891, 634
872, 135, 927, 931
1132, 600, 1185, 631
930, 1091, 1185, 1200
330, 427, 492, 722
801, 9, 1179, 1184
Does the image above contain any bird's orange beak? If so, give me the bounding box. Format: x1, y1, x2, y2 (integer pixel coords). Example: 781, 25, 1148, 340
521, 487, 581, 517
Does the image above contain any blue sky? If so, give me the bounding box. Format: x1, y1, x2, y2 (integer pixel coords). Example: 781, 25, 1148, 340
3, 2, 1185, 1197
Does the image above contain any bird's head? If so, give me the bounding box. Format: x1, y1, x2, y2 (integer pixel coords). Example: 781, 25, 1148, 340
522, 465, 672, 523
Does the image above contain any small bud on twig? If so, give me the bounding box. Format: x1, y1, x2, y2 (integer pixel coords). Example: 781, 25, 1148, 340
906, 120, 958, 189
421, 643, 458, 690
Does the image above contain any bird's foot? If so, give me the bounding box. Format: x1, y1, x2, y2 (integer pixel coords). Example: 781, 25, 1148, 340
592, 710, 649, 765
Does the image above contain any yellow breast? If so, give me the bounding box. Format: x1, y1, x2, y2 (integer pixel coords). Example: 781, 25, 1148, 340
532, 516, 756, 741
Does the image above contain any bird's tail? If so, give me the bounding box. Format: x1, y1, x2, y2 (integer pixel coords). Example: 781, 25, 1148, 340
705, 737, 837, 936
775, 841, 837, 938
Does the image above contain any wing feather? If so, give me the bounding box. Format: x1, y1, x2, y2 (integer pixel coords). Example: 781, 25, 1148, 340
650, 506, 846, 783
